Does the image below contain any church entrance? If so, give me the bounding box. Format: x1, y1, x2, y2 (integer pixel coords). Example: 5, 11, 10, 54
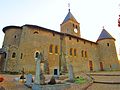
100, 62, 104, 71
89, 61, 93, 71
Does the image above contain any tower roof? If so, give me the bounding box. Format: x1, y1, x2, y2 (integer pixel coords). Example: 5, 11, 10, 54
62, 9, 78, 24
97, 28, 115, 41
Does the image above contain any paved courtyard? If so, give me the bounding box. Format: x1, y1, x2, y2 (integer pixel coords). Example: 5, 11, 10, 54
1, 71, 120, 90
0, 74, 31, 90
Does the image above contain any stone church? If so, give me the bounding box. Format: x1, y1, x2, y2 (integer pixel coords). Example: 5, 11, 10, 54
0, 9, 119, 74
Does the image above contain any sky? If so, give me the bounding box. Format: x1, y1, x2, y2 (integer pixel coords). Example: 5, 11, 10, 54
0, 0, 120, 55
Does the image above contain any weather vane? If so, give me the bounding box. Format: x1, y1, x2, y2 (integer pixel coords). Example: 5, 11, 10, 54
102, 26, 105, 29
68, 3, 70, 11
118, 4, 120, 27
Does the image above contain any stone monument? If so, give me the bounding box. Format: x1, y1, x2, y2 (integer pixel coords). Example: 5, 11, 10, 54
25, 74, 33, 87
34, 52, 41, 84
68, 64, 75, 82
32, 52, 45, 90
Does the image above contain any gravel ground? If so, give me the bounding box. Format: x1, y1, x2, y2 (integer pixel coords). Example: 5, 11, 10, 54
0, 74, 31, 90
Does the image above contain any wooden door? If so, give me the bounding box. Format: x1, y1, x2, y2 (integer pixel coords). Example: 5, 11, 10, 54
100, 62, 104, 71
89, 61, 93, 71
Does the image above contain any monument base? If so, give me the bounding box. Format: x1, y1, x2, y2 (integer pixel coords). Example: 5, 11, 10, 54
32, 83, 70, 90
32, 84, 41, 90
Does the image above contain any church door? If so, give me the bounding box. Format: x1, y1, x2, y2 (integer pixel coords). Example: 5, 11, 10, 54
100, 62, 104, 71
89, 61, 93, 71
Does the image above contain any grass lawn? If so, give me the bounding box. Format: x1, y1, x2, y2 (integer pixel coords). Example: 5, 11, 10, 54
74, 76, 87, 84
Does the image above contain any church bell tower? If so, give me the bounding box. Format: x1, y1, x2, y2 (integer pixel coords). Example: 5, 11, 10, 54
60, 9, 81, 37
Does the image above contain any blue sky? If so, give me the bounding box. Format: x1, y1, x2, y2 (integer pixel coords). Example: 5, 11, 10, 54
0, 0, 120, 54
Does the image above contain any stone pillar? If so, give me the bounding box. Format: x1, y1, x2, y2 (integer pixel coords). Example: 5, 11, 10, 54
68, 64, 74, 82
34, 52, 41, 84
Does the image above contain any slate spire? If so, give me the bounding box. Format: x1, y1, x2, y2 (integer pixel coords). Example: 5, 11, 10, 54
62, 9, 78, 24
97, 27, 115, 41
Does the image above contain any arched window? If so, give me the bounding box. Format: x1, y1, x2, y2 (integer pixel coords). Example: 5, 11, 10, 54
12, 52, 16, 58
35, 52, 39, 58
85, 51, 87, 58
55, 46, 58, 54
14, 35, 16, 38
34, 31, 39, 34
74, 49, 77, 56
81, 50, 84, 57
49, 44, 53, 53
70, 48, 73, 55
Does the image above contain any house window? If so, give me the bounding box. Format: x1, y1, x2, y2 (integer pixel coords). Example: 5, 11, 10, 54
74, 49, 77, 56
20, 53, 23, 59
107, 43, 109, 46
81, 50, 84, 57
49, 44, 53, 53
77, 39, 79, 42
55, 46, 58, 54
12, 52, 16, 58
70, 48, 73, 55
85, 51, 87, 58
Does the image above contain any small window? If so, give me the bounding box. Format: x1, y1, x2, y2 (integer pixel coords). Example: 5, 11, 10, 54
84, 41, 86, 44
76, 25, 77, 29
91, 42, 92, 46
34, 31, 39, 34
77, 39, 79, 42
85, 51, 87, 58
20, 53, 23, 59
53, 33, 55, 36
14, 35, 16, 38
55, 46, 58, 54
74, 49, 77, 56
12, 52, 16, 58
4, 52, 7, 59
70, 48, 73, 55
107, 43, 109, 46
81, 50, 84, 57
69, 36, 71, 40
73, 24, 74, 27
49, 45, 53, 53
